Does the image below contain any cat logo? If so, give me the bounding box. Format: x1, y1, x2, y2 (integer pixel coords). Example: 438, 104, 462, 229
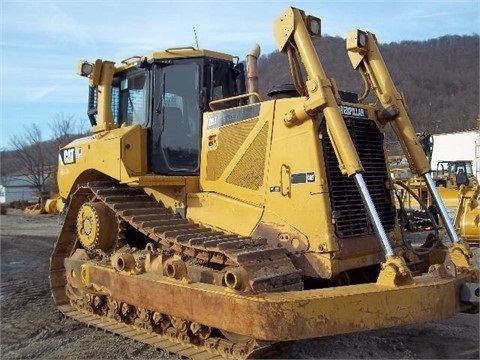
59, 147, 76, 165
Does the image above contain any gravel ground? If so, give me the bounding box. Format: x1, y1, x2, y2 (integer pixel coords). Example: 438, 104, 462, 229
1, 208, 478, 359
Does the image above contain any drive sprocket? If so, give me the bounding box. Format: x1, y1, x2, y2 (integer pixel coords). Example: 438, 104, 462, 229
76, 201, 118, 251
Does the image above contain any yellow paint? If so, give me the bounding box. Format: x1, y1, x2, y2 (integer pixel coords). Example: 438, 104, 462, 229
187, 192, 263, 235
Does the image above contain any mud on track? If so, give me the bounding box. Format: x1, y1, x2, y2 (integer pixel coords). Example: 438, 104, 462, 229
1, 209, 478, 359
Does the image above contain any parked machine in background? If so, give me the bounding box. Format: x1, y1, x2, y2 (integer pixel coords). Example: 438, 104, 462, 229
49, 7, 478, 359
454, 185, 480, 245
435, 160, 478, 189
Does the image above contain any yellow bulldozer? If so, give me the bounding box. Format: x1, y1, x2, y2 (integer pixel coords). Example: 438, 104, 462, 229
49, 6, 479, 359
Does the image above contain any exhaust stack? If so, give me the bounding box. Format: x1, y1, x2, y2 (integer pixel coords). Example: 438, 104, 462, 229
246, 43, 260, 103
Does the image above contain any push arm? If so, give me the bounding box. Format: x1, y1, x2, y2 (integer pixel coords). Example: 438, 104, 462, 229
346, 31, 430, 175
273, 8, 412, 276
274, 7, 363, 177
346, 30, 463, 245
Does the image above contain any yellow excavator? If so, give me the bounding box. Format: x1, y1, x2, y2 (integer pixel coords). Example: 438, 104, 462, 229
50, 7, 479, 359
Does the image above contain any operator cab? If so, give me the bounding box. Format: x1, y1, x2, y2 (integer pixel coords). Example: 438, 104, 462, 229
88, 50, 246, 176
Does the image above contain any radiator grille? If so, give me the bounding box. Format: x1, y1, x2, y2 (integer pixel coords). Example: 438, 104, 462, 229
226, 122, 268, 190
321, 118, 396, 237
206, 119, 257, 181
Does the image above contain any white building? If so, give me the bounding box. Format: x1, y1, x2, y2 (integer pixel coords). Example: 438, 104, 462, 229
0, 176, 38, 204
430, 128, 480, 180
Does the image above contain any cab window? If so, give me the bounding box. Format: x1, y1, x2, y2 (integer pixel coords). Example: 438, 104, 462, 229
118, 70, 148, 125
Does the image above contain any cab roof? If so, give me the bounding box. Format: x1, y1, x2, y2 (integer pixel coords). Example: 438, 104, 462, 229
115, 47, 235, 72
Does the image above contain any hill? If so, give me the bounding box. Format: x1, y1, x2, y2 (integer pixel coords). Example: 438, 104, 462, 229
256, 34, 479, 135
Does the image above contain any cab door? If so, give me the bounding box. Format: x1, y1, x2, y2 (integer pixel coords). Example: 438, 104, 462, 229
149, 61, 202, 175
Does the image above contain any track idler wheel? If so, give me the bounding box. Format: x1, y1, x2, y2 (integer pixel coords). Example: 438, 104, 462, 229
76, 201, 117, 251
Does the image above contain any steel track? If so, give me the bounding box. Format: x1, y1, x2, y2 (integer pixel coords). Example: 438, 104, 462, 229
49, 181, 301, 359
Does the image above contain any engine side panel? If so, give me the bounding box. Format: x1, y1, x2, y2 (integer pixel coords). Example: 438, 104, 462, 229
57, 125, 147, 198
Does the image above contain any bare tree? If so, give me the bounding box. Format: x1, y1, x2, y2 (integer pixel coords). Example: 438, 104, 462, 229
49, 113, 88, 146
8, 124, 57, 207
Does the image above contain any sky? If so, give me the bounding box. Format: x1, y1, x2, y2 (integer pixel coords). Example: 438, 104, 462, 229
1, 0, 479, 150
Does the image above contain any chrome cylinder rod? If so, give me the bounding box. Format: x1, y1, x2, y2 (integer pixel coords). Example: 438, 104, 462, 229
353, 173, 394, 257
423, 172, 460, 243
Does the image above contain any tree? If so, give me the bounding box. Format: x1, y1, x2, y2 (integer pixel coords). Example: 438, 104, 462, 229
49, 113, 88, 146
8, 124, 58, 207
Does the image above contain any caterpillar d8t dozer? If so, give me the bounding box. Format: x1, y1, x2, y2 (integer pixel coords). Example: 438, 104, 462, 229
50, 6, 479, 359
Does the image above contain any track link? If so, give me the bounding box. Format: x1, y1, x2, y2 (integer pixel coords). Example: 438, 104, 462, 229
86, 181, 302, 293
58, 300, 288, 359
58, 304, 223, 360
50, 181, 302, 359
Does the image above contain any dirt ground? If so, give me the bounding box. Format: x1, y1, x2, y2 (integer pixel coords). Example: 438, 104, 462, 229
1, 208, 479, 359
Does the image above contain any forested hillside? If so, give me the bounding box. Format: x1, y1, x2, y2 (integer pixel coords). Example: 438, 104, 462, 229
256, 34, 479, 136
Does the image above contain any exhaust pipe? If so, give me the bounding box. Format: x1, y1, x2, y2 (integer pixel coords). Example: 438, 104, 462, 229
246, 43, 260, 104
